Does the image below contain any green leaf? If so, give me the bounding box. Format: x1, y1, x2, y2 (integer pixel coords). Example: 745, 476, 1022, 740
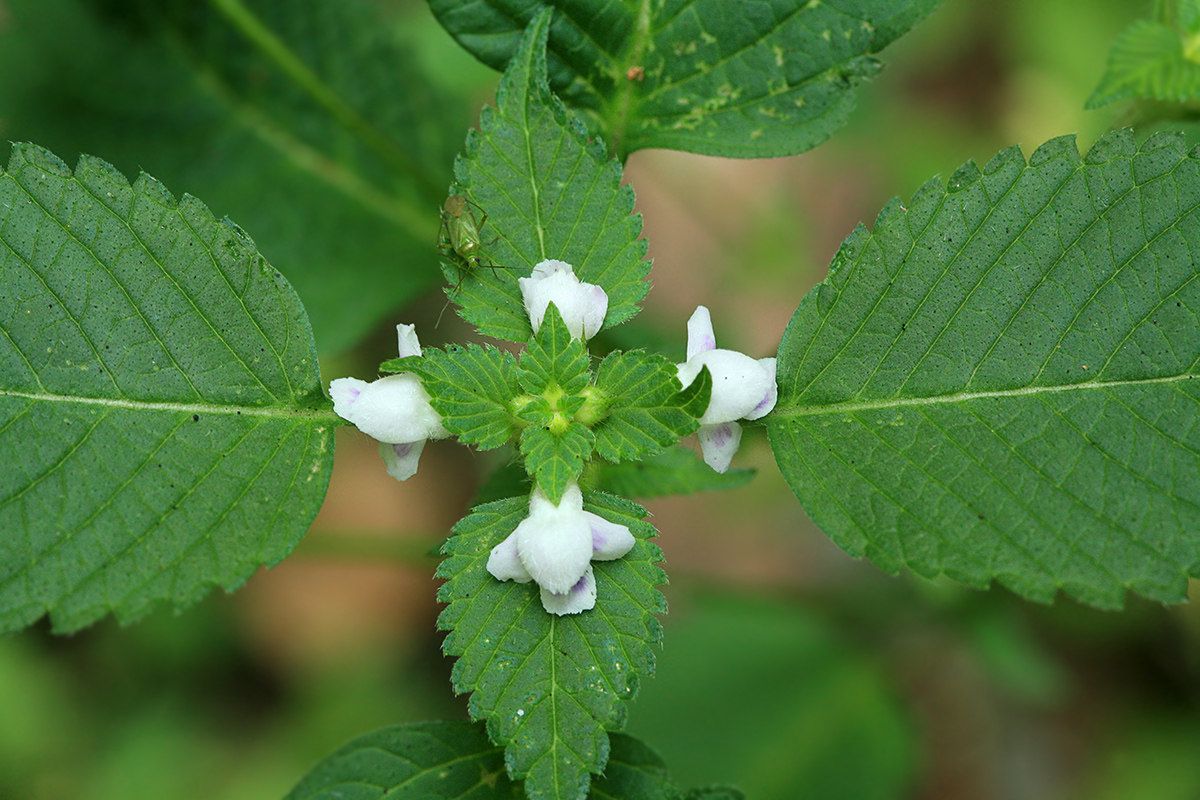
674, 364, 713, 422
590, 447, 754, 499
593, 352, 701, 463
0, 0, 461, 354
420, 345, 522, 451
768, 130, 1200, 609
520, 424, 596, 504
1087, 19, 1200, 109
446, 9, 650, 340
283, 721, 518, 800
284, 721, 697, 800
437, 493, 666, 800
429, 0, 942, 159
0, 144, 335, 633
520, 306, 592, 397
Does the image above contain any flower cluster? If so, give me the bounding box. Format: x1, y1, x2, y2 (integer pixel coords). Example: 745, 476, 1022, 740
487, 482, 634, 614
328, 257, 778, 615
676, 306, 777, 473
329, 324, 449, 481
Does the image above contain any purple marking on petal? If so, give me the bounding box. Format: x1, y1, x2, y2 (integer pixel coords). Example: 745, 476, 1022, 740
392, 441, 416, 458
709, 426, 731, 447
591, 529, 607, 553
569, 573, 590, 594
345, 386, 362, 402
751, 387, 775, 415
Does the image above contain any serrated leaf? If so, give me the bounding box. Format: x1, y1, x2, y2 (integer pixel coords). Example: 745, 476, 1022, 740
0, 144, 335, 633
429, 0, 942, 159
283, 721, 518, 800
520, 305, 592, 396
0, 0, 461, 354
284, 721, 689, 800
420, 345, 522, 450
437, 494, 666, 800
446, 9, 650, 340
767, 130, 1200, 609
521, 424, 595, 503
674, 364, 713, 422
592, 352, 700, 463
590, 447, 754, 499
1087, 19, 1200, 109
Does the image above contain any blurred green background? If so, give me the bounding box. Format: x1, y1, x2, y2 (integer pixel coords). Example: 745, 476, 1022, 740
2, 0, 1200, 798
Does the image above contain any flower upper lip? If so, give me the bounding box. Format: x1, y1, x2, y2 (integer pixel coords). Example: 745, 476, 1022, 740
519, 259, 609, 340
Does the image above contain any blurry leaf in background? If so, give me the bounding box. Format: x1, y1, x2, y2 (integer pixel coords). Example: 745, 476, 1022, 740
1087, 12, 1200, 109
0, 0, 469, 355
1082, 717, 1200, 800
0, 144, 336, 633
628, 596, 913, 800
429, 0, 944, 159
770, 130, 1200, 610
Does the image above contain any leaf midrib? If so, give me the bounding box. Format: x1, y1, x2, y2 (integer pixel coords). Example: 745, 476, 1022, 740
776, 370, 1199, 417
0, 388, 338, 420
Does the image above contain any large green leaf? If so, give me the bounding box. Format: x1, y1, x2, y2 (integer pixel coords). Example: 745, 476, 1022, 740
0, 0, 462, 354
445, 9, 650, 340
768, 130, 1200, 609
437, 493, 666, 800
429, 0, 942, 159
283, 721, 701, 800
0, 144, 336, 633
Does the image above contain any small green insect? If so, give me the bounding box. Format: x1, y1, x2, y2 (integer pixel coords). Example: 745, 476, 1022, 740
437, 194, 519, 324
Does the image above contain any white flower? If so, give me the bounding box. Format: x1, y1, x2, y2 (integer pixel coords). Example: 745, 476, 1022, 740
329, 324, 449, 481
487, 482, 635, 615
519, 259, 608, 340
676, 306, 777, 473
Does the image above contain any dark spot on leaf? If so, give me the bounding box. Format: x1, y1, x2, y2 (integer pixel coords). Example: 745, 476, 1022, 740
192, 414, 200, 422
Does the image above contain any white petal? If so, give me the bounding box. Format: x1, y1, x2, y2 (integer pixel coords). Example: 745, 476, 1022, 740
514, 484, 593, 594
580, 284, 609, 340
743, 357, 778, 421
378, 439, 426, 482
698, 421, 743, 473
686, 305, 717, 360
585, 511, 635, 561
487, 531, 533, 583
678, 349, 775, 425
395, 323, 422, 358
539, 566, 597, 615
330, 373, 448, 443
519, 260, 608, 339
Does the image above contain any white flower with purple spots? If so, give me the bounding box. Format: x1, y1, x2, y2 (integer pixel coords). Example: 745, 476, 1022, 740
486, 482, 635, 615
677, 306, 777, 473
329, 324, 449, 481
519, 259, 608, 340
